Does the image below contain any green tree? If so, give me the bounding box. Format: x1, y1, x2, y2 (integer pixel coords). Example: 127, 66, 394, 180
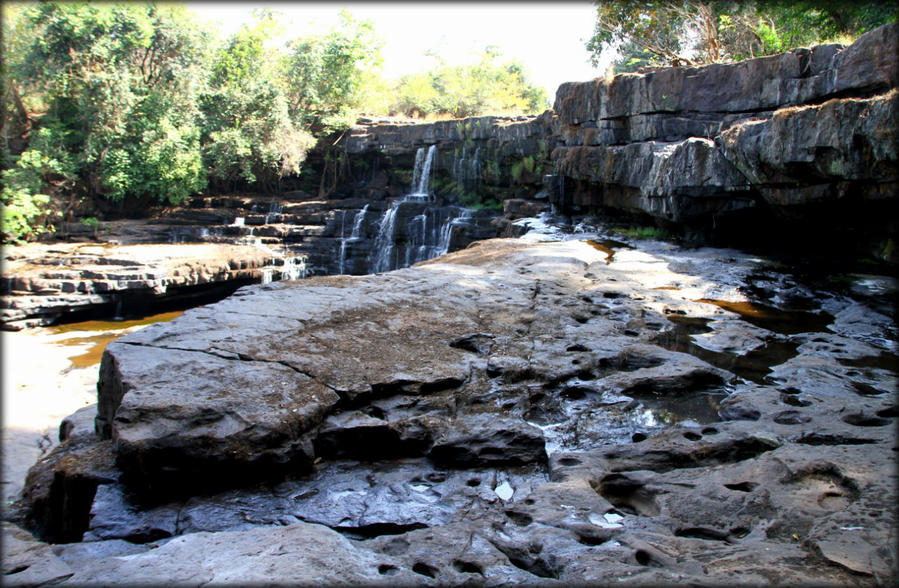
391, 47, 549, 118
586, 0, 898, 72
200, 10, 315, 192
284, 10, 385, 134
4, 2, 209, 215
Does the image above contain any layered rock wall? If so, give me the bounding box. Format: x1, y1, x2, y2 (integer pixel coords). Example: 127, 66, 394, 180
339, 23, 898, 247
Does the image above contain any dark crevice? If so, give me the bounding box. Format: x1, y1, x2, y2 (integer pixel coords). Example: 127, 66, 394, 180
452, 560, 485, 575
724, 481, 758, 492
331, 522, 427, 540
576, 532, 611, 546
505, 510, 534, 527
412, 562, 439, 578
842, 413, 891, 427
795, 433, 879, 446
675, 527, 731, 542
488, 540, 560, 580
6, 566, 29, 575
591, 474, 660, 516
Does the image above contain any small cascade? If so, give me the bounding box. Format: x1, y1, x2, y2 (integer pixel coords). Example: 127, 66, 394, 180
370, 146, 440, 272
407, 145, 438, 202
371, 200, 402, 273
453, 146, 481, 194
231, 216, 245, 227
437, 208, 473, 254
264, 202, 284, 225
261, 255, 307, 284
280, 256, 307, 281
338, 205, 369, 275
367, 144, 484, 273
372, 204, 474, 273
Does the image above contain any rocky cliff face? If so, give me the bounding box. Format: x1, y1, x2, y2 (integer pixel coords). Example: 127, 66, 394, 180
550, 22, 896, 222
342, 112, 556, 206
337, 23, 897, 257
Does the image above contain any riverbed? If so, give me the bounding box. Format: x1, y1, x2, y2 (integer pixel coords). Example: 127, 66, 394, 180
3, 224, 897, 585
1, 311, 182, 507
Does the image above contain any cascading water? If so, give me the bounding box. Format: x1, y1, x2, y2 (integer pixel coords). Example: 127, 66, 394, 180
369, 145, 481, 273
371, 201, 402, 273
453, 146, 481, 195
264, 202, 284, 225
437, 208, 473, 253
408, 145, 437, 202
338, 205, 369, 275
280, 256, 306, 281
371, 146, 438, 272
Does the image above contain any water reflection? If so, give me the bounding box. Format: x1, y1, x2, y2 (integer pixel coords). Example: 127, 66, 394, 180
694, 299, 833, 335
655, 315, 800, 384
529, 384, 728, 455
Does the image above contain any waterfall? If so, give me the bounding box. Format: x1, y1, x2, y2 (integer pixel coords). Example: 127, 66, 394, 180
471, 147, 481, 194
261, 255, 306, 283
264, 202, 283, 225
368, 145, 477, 273
371, 146, 436, 272
371, 201, 401, 273
452, 146, 480, 195
437, 208, 473, 254
374, 205, 474, 273
280, 256, 306, 281
338, 205, 369, 275
232, 217, 245, 227
337, 210, 347, 275
408, 145, 437, 201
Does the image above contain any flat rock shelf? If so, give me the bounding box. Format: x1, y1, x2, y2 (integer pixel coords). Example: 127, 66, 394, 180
4, 236, 897, 586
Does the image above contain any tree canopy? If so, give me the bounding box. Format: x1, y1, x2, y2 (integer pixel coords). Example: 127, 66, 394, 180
1, 2, 552, 242
586, 0, 898, 73
388, 46, 548, 119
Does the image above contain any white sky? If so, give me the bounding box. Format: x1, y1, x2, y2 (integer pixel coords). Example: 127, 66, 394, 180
186, 1, 602, 103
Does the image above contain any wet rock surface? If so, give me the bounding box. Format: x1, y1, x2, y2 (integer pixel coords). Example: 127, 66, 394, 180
6, 234, 896, 585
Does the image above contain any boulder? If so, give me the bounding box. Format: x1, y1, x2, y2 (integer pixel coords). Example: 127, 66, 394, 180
60, 521, 422, 586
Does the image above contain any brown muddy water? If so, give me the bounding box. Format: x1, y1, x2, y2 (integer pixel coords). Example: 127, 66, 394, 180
45, 310, 184, 369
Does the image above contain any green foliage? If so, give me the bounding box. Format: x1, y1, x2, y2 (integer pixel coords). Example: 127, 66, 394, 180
5, 1, 212, 215
201, 10, 316, 193
389, 47, 549, 118
586, 0, 898, 72
510, 156, 537, 183
3, 2, 379, 238
611, 225, 670, 240
3, 1, 555, 243
1, 185, 51, 242
467, 198, 502, 211
285, 10, 384, 134
1, 146, 68, 241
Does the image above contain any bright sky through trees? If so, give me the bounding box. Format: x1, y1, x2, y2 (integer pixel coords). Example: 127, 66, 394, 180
187, 1, 602, 101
